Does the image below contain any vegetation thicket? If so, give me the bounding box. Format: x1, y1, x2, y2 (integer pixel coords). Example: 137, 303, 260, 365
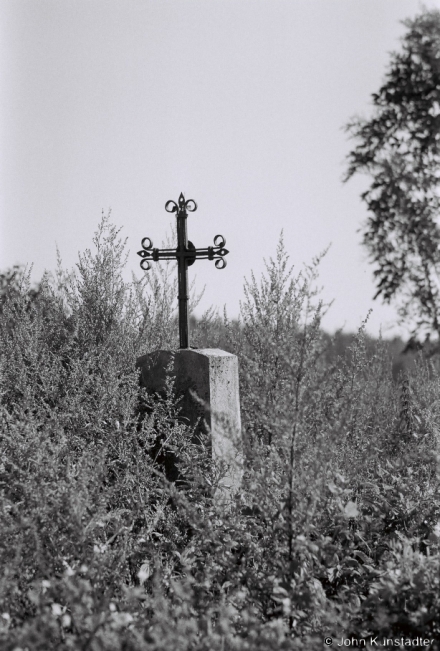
0, 215, 439, 650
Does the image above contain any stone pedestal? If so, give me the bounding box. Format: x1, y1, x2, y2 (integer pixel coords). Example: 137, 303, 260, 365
136, 348, 242, 497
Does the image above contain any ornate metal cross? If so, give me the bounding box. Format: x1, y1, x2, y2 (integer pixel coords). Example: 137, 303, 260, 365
138, 193, 229, 349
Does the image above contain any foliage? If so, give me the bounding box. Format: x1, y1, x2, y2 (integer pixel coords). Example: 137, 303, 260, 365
0, 215, 439, 650
345, 9, 440, 341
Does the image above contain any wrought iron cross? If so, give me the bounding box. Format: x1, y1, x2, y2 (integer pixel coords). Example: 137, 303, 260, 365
138, 193, 229, 349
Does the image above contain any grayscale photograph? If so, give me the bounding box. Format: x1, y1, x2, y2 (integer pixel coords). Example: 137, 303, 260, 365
1, 1, 439, 649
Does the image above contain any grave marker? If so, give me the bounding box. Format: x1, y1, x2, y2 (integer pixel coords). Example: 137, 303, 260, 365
136, 194, 242, 497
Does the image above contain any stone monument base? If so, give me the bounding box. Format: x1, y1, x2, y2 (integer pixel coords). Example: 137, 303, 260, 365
136, 348, 242, 498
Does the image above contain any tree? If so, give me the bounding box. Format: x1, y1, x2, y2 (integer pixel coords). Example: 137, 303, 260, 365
345, 10, 440, 341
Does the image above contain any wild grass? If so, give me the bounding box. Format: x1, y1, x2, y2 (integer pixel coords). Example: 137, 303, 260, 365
0, 215, 439, 650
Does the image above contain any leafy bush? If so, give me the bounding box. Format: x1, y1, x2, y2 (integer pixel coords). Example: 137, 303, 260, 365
0, 215, 439, 650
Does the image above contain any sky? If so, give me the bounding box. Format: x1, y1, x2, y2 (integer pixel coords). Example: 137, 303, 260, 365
1, 0, 439, 338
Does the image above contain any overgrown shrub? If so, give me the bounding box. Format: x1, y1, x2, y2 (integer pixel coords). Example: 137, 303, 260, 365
0, 215, 439, 650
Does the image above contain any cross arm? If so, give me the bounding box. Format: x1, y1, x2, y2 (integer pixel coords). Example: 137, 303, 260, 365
137, 235, 229, 270
192, 235, 229, 268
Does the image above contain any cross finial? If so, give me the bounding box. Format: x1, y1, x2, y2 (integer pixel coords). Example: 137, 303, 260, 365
138, 194, 229, 349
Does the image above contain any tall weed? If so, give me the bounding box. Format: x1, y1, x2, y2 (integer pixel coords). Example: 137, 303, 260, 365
0, 216, 439, 650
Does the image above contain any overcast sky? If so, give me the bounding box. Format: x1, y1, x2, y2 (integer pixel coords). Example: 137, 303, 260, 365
1, 0, 438, 338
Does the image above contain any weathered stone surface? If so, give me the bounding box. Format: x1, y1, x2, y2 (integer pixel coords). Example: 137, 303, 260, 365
136, 348, 242, 496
